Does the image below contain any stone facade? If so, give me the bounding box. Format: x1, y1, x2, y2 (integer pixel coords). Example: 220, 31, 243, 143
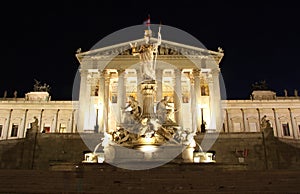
223, 91, 300, 140
1, 90, 300, 141
0, 93, 78, 140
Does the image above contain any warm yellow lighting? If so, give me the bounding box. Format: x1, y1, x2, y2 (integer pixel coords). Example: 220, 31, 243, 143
193, 156, 201, 163
138, 136, 156, 145
83, 153, 97, 163
138, 145, 158, 153
193, 152, 215, 163
95, 153, 105, 163
82, 152, 105, 163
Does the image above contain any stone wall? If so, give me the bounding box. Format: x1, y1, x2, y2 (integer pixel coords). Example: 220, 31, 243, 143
0, 132, 98, 169
194, 129, 300, 170
0, 130, 300, 170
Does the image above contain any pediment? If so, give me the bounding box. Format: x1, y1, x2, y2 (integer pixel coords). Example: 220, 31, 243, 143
76, 38, 224, 70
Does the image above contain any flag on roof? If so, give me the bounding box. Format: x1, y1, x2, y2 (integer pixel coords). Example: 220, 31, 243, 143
143, 15, 151, 29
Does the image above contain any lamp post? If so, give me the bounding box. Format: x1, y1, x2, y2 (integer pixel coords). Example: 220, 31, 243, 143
94, 104, 99, 133
200, 107, 206, 133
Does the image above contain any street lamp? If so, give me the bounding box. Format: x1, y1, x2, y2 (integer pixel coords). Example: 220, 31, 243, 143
200, 107, 206, 133
95, 106, 99, 133
94, 103, 102, 133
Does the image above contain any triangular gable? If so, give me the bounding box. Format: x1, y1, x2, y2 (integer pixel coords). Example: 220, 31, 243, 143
76, 38, 224, 70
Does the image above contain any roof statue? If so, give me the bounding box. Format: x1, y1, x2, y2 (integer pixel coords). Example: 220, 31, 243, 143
129, 17, 161, 81
251, 80, 268, 91
33, 79, 51, 92
218, 47, 224, 53
76, 48, 82, 54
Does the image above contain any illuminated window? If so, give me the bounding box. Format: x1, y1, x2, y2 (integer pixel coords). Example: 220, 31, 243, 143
201, 85, 209, 96
282, 123, 290, 136
0, 125, 2, 137
91, 86, 99, 96
182, 94, 189, 103
59, 123, 66, 133
111, 94, 117, 103
42, 125, 51, 133
11, 124, 18, 137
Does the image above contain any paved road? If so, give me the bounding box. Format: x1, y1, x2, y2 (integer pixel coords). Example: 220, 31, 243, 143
1, 164, 300, 193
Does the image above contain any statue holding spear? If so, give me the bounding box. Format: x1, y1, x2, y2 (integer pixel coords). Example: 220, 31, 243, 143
130, 17, 162, 81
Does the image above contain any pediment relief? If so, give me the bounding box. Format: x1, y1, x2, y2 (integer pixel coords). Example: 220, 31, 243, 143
76, 38, 223, 60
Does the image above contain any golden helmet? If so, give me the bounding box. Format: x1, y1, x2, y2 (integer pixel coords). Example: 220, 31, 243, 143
144, 29, 152, 37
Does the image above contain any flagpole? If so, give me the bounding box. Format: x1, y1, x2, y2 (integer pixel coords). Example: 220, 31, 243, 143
153, 23, 161, 72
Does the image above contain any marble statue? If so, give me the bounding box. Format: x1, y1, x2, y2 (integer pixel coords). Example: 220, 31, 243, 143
130, 26, 161, 81
33, 79, 51, 92
260, 115, 271, 129
156, 96, 173, 123
123, 96, 141, 123
30, 116, 39, 132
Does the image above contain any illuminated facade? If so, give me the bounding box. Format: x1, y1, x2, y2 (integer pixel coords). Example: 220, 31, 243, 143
75, 38, 224, 135
0, 40, 299, 141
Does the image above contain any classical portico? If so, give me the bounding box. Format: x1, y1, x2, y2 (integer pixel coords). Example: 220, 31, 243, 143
75, 38, 224, 134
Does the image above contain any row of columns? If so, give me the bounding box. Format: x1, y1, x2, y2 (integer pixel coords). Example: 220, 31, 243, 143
1, 108, 75, 139
79, 67, 222, 132
224, 108, 299, 139
191, 68, 221, 132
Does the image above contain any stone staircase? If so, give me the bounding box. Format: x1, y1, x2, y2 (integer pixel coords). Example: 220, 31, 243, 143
0, 163, 300, 193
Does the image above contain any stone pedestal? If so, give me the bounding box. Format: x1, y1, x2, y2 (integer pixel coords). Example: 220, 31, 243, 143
182, 146, 195, 163
25, 92, 50, 101
140, 81, 156, 119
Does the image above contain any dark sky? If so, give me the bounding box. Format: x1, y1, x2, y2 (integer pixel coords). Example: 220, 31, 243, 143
1, 1, 299, 100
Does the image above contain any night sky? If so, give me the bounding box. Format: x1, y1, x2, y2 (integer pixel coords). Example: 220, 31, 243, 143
1, 1, 299, 100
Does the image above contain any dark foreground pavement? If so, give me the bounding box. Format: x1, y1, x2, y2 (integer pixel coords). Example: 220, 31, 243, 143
1, 163, 300, 194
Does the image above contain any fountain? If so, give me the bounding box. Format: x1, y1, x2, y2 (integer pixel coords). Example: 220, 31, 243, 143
87, 24, 196, 168
193, 142, 216, 163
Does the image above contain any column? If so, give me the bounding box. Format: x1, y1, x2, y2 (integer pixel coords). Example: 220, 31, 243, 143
136, 69, 143, 106
104, 71, 111, 132
241, 109, 246, 132
225, 109, 230, 133
117, 69, 126, 124
141, 83, 156, 118
193, 69, 201, 132
257, 108, 261, 131
5, 109, 13, 139
272, 108, 280, 137
208, 74, 215, 130
156, 69, 163, 102
98, 70, 105, 133
21, 109, 28, 137
209, 68, 222, 131
173, 69, 182, 126
54, 109, 60, 132
78, 69, 88, 132
39, 109, 44, 133
189, 73, 196, 133
71, 109, 75, 133
288, 108, 297, 139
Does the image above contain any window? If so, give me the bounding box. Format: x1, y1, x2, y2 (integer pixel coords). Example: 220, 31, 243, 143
11, 124, 18, 137
182, 94, 189, 103
233, 122, 241, 132
201, 86, 209, 96
249, 122, 257, 132
91, 86, 99, 96
42, 125, 50, 133
59, 123, 66, 133
0, 125, 2, 137
111, 94, 117, 103
282, 123, 290, 136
